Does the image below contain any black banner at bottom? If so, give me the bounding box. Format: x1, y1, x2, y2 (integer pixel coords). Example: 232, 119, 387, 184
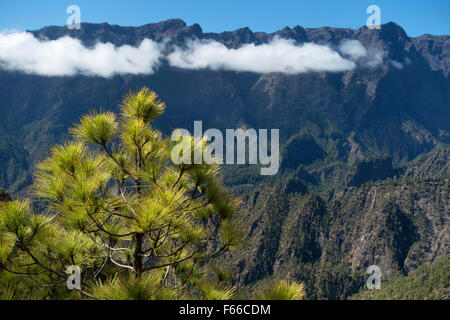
0, 300, 445, 319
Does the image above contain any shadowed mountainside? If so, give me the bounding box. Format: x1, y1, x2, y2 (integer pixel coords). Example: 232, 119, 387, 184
0, 19, 449, 299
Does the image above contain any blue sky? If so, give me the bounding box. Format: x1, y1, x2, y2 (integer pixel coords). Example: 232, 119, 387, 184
0, 0, 448, 36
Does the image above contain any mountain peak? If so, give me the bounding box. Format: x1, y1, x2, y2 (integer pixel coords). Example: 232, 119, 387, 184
380, 21, 409, 40
146, 18, 187, 30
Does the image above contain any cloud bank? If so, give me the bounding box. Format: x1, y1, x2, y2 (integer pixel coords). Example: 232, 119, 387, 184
168, 38, 356, 74
0, 32, 388, 77
0, 32, 162, 77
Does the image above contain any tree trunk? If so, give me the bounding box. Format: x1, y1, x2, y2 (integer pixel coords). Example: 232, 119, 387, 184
134, 232, 144, 278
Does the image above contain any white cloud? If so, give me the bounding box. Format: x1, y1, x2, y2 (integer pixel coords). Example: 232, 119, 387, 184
339, 40, 368, 60
391, 60, 404, 70
0, 32, 163, 77
364, 47, 386, 69
167, 37, 356, 74
0, 32, 390, 77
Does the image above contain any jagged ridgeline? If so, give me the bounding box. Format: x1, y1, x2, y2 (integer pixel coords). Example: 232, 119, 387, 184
0, 19, 448, 299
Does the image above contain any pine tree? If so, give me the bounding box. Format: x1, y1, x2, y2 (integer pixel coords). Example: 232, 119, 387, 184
256, 280, 305, 300
0, 88, 242, 300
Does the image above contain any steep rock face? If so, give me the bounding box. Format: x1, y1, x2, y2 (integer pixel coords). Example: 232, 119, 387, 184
352, 254, 449, 300
413, 35, 450, 76
1, 20, 449, 194
404, 147, 450, 178
231, 146, 449, 298
233, 173, 449, 298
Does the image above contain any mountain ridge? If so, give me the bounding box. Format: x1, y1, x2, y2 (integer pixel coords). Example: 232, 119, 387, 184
0, 19, 448, 299
1, 20, 448, 195
29, 19, 418, 48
